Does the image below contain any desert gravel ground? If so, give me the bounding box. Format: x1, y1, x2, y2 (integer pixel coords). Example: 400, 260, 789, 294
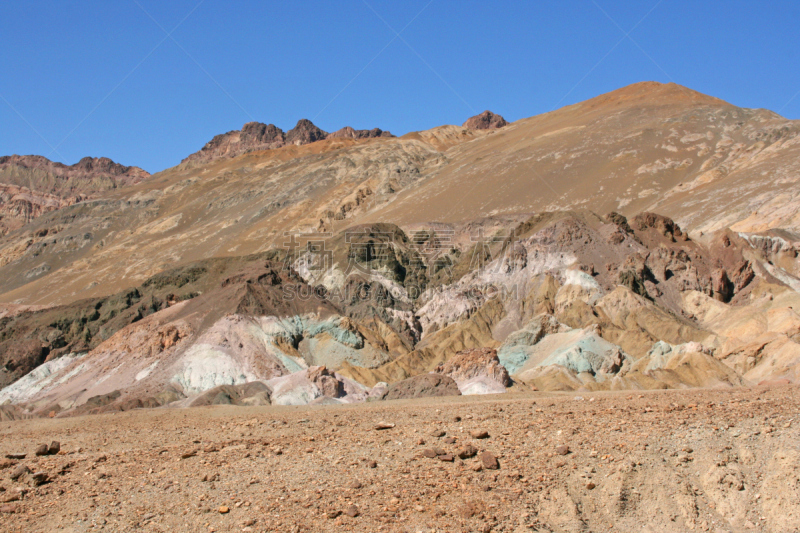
1, 386, 799, 533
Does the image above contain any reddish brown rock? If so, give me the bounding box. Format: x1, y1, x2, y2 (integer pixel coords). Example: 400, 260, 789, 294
479, 451, 499, 470
435, 348, 511, 394
729, 260, 755, 292
306, 366, 345, 398
9, 464, 29, 481
182, 122, 286, 164
457, 444, 478, 459
380, 373, 462, 401
328, 126, 394, 139
712, 269, 734, 302
30, 472, 49, 487
462, 110, 508, 130
285, 119, 328, 145
345, 505, 359, 517
632, 212, 688, 242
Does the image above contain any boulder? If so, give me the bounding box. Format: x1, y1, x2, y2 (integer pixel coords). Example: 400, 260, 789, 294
380, 373, 462, 401
435, 348, 511, 395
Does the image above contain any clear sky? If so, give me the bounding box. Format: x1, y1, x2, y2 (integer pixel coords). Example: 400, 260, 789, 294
2, 1, 799, 173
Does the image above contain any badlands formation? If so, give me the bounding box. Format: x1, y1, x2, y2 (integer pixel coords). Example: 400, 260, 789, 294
0, 81, 799, 531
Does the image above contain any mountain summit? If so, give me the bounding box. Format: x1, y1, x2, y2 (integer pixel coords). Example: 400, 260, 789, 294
0, 155, 149, 235
462, 110, 508, 129
182, 119, 395, 165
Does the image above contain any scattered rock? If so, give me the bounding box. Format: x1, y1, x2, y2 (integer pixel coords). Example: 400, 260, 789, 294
458, 444, 478, 459
586, 482, 596, 490
437, 454, 455, 462
4, 454, 25, 460
555, 445, 570, 456
30, 472, 49, 486
1, 489, 22, 503
479, 451, 499, 470
181, 449, 198, 459
345, 505, 359, 517
0, 503, 17, 514
47, 441, 60, 455
374, 422, 395, 430
431, 429, 446, 438
219, 505, 230, 514
327, 510, 341, 519
9, 464, 29, 481
471, 430, 490, 439
34, 444, 48, 456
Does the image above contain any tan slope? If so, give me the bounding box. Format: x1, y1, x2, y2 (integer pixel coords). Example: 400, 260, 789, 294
364, 82, 800, 234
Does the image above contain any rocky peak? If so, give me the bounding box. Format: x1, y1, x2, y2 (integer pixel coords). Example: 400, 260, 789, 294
285, 119, 328, 145
182, 122, 287, 165
183, 119, 396, 166
0, 154, 150, 235
462, 110, 508, 130
72, 156, 148, 181
0, 154, 148, 182
632, 212, 689, 242
328, 126, 394, 140
240, 122, 285, 144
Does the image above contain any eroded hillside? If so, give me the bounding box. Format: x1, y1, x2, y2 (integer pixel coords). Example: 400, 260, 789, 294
0, 82, 798, 418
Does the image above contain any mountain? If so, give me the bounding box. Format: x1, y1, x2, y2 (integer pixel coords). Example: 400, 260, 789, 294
0, 81, 799, 417
0, 155, 149, 236
181, 119, 394, 166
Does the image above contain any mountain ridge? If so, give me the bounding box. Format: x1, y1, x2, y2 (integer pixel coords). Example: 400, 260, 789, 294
0, 155, 149, 236
0, 80, 798, 417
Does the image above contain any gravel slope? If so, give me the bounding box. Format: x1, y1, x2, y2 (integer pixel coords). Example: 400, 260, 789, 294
1, 385, 798, 532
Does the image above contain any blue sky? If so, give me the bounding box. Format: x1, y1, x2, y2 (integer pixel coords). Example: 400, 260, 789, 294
1, 1, 798, 173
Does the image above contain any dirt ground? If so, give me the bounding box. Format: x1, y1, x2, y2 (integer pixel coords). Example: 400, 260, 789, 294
1, 386, 799, 533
